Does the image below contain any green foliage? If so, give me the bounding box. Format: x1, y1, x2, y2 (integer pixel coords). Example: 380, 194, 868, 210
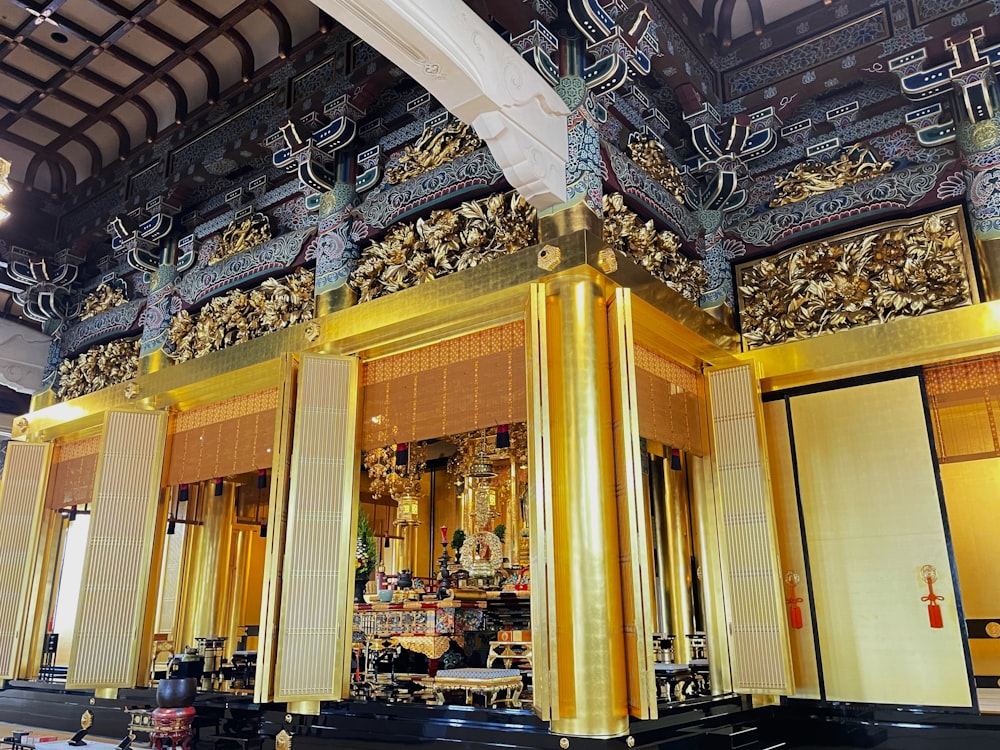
355, 512, 377, 579
451, 528, 466, 552
493, 524, 506, 543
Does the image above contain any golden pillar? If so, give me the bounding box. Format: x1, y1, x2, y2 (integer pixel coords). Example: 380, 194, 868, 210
543, 271, 628, 738
315, 286, 356, 318
662, 453, 694, 663
178, 481, 235, 647
688, 455, 733, 695
649, 455, 694, 661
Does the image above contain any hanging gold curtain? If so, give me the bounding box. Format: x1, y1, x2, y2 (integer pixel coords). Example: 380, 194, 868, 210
924, 355, 1000, 463
634, 345, 704, 455
164, 388, 278, 485
45, 435, 101, 510
360, 321, 526, 449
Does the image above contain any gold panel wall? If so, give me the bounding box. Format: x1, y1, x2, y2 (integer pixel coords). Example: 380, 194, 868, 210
761, 401, 820, 698
608, 289, 658, 719
0, 442, 52, 679
273, 354, 359, 702
938, 458, 1000, 678
706, 364, 792, 694
67, 410, 168, 689
789, 377, 972, 706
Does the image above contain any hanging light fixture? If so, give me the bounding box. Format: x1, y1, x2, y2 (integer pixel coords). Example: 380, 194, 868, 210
468, 447, 497, 479
393, 477, 422, 526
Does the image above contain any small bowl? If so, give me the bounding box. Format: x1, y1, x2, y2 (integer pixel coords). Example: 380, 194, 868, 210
363, 593, 380, 604
378, 589, 394, 603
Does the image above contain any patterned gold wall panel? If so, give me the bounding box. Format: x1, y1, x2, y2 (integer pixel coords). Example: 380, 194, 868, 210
67, 410, 167, 689
0, 442, 52, 679
789, 377, 972, 706
273, 354, 359, 701
706, 364, 793, 694
608, 289, 658, 719
761, 401, 820, 698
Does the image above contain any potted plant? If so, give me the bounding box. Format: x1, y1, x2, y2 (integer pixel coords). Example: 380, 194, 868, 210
355, 512, 376, 603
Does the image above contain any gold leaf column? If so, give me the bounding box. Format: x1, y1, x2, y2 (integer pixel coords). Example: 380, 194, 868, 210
528, 271, 629, 737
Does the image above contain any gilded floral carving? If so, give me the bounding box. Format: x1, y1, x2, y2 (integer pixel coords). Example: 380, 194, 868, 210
56, 338, 140, 401
79, 282, 128, 321
167, 266, 315, 363
737, 210, 973, 348
349, 192, 536, 303
385, 119, 484, 185
770, 143, 893, 207
627, 136, 686, 205
602, 193, 706, 303
209, 212, 272, 265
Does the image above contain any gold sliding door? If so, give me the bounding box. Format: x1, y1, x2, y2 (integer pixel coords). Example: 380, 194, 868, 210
788, 376, 972, 706
67, 410, 168, 690
607, 288, 657, 719
261, 353, 360, 706
706, 364, 793, 694
0, 442, 53, 679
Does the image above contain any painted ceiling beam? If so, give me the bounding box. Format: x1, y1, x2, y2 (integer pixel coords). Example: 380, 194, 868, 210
314, 0, 570, 209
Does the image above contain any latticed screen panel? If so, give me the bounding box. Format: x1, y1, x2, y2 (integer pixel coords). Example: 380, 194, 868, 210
634, 345, 704, 455
274, 354, 359, 701
360, 322, 526, 449
0, 442, 52, 679
45, 436, 100, 510
925, 356, 1000, 463
707, 365, 792, 694
68, 410, 167, 689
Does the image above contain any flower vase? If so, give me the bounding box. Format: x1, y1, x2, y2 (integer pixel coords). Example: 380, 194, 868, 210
354, 577, 368, 604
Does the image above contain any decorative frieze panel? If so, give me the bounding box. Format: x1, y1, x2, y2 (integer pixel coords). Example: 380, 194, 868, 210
175, 227, 313, 305
349, 191, 536, 303
61, 298, 145, 356
736, 206, 976, 348
602, 193, 705, 303
168, 266, 315, 363
55, 338, 140, 401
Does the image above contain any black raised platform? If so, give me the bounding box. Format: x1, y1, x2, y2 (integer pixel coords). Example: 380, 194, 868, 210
2, 681, 999, 750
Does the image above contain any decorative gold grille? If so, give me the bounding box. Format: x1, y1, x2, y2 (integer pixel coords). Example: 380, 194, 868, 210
67, 410, 167, 689
0, 442, 52, 678
273, 354, 359, 701
706, 364, 792, 693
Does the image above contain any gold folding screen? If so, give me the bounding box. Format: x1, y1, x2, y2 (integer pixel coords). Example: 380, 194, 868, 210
67, 410, 168, 689
272, 354, 359, 703
608, 289, 658, 719
706, 364, 793, 694
0, 442, 52, 679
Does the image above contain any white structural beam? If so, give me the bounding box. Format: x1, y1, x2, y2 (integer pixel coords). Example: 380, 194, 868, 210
0, 318, 49, 395
316, 0, 570, 209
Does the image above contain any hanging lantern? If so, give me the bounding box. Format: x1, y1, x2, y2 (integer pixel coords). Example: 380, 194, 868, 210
393, 478, 421, 526
468, 448, 497, 479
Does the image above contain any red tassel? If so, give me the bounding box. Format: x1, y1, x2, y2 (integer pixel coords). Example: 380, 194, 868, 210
928, 602, 943, 629
921, 571, 945, 629
785, 572, 804, 629
789, 604, 803, 630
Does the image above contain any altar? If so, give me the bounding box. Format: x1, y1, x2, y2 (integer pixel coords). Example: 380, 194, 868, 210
353, 601, 487, 659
